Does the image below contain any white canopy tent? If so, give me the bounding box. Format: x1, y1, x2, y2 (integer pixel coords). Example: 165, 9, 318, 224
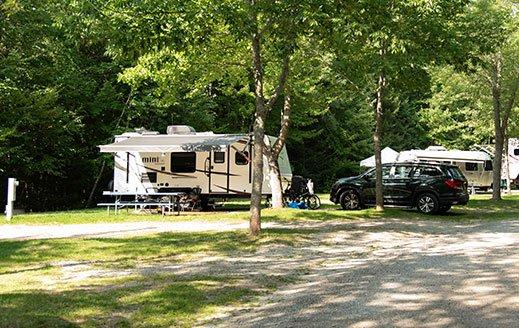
360, 147, 399, 167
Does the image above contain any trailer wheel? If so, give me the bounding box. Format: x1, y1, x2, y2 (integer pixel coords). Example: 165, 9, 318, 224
200, 196, 210, 211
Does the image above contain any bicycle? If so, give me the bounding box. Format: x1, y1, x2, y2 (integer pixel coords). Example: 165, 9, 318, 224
283, 175, 321, 210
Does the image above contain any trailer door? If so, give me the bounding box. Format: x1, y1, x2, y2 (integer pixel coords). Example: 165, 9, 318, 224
229, 144, 252, 195
210, 149, 229, 193
463, 162, 481, 187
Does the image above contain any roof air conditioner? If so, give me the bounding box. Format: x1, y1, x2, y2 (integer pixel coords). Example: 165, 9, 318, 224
167, 125, 197, 135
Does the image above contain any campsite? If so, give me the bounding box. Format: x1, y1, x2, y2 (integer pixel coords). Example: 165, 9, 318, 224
1, 0, 518, 327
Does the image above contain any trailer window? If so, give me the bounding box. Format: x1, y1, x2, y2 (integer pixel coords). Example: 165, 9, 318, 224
235, 151, 249, 165
465, 162, 478, 171
514, 149, 519, 156
484, 160, 493, 171
214, 152, 225, 164
171, 152, 196, 173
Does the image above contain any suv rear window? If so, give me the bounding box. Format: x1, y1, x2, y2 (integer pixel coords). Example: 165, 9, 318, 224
412, 166, 443, 178
447, 167, 465, 180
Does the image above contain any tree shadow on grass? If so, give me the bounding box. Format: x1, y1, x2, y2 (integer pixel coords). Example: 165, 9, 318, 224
0, 274, 256, 328
0, 231, 254, 275
0, 227, 315, 275
264, 195, 519, 223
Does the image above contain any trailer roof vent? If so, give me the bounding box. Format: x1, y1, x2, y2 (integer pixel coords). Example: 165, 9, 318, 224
134, 127, 159, 135
426, 146, 447, 151
167, 125, 196, 135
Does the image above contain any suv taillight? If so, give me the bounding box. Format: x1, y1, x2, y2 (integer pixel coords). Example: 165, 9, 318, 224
445, 179, 463, 190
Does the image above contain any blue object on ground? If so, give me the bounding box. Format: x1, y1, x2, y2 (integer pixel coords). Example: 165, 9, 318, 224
288, 201, 299, 208
287, 201, 307, 209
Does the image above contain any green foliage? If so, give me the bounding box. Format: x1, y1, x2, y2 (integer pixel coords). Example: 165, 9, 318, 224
420, 66, 494, 148
2, 0, 517, 209
328, 0, 471, 162
423, 0, 519, 147
0, 0, 128, 210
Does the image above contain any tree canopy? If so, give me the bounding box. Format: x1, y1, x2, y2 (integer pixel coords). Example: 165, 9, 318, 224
1, 0, 517, 211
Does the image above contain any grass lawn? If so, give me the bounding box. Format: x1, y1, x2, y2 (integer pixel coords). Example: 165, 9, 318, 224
3, 194, 518, 225
0, 194, 517, 327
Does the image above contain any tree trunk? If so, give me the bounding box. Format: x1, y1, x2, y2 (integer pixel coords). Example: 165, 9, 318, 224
374, 72, 385, 211
250, 112, 266, 236
248, 1, 290, 234
492, 134, 504, 200
268, 155, 284, 208
267, 92, 291, 209
491, 55, 503, 201
249, 27, 265, 236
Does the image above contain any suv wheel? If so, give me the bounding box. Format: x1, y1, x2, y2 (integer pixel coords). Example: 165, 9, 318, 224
417, 193, 439, 214
340, 190, 360, 210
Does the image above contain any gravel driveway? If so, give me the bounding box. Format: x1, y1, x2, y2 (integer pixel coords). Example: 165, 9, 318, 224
202, 218, 519, 328
3, 216, 517, 327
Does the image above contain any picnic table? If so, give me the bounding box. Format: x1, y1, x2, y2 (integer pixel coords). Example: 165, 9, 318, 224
98, 191, 187, 215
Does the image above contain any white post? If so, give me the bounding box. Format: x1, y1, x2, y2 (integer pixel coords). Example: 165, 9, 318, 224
5, 178, 19, 221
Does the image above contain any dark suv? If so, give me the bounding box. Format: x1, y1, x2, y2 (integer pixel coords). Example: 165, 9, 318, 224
330, 163, 469, 214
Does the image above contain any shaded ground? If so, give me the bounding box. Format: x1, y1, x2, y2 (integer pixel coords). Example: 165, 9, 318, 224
0, 197, 518, 327
202, 219, 519, 327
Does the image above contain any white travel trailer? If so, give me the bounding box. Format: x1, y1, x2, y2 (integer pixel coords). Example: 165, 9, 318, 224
396, 146, 493, 190
99, 126, 292, 201
472, 138, 519, 189
506, 138, 519, 187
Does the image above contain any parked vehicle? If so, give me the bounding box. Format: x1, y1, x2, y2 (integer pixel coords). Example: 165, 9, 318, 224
99, 126, 292, 204
330, 162, 469, 214
396, 146, 493, 191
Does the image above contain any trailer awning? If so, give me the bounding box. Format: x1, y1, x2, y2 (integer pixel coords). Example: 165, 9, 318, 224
99, 134, 249, 153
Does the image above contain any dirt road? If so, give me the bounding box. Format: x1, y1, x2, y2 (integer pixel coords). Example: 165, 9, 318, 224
205, 219, 519, 327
